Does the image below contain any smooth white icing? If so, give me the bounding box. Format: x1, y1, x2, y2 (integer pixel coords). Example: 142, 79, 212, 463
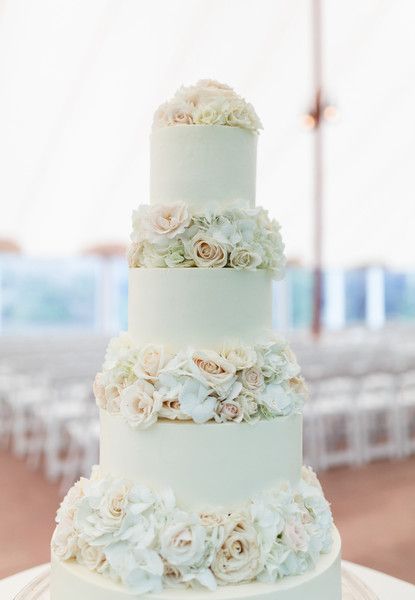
150, 125, 257, 209
99, 411, 302, 510
50, 528, 341, 600
128, 268, 272, 350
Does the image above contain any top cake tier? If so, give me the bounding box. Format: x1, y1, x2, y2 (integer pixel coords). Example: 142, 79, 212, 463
150, 79, 261, 209
150, 126, 257, 209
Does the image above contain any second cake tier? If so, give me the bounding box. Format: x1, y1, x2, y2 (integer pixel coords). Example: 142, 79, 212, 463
128, 268, 272, 350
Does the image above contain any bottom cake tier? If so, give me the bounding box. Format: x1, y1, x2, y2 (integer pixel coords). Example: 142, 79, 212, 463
51, 528, 341, 600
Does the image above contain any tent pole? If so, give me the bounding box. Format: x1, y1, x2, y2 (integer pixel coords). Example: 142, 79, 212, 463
311, 0, 324, 339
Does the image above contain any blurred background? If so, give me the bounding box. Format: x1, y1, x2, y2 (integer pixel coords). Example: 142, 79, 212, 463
0, 0, 414, 585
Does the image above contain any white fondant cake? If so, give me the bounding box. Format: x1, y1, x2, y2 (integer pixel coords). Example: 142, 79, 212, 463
128, 268, 272, 349
150, 125, 257, 208
99, 412, 303, 509
50, 80, 342, 600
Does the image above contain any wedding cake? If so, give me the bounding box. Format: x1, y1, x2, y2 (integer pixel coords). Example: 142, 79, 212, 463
50, 80, 342, 599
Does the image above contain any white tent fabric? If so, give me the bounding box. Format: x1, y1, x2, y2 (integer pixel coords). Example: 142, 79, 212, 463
0, 0, 414, 267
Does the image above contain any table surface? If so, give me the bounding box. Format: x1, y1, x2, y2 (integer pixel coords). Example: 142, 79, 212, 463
0, 562, 414, 600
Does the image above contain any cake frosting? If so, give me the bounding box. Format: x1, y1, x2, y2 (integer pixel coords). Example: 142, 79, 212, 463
99, 412, 303, 509
150, 126, 257, 208
50, 80, 342, 600
128, 269, 272, 348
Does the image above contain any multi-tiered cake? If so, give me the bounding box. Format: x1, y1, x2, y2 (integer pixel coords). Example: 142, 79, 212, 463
50, 80, 342, 599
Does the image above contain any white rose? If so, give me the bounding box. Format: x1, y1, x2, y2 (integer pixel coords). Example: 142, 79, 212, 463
57, 479, 84, 522
217, 399, 243, 423
98, 480, 131, 533
120, 381, 160, 429
134, 344, 167, 380
160, 512, 206, 568
226, 100, 262, 131
221, 344, 257, 371
193, 100, 228, 126
146, 203, 191, 242
51, 518, 78, 560
186, 232, 228, 268
211, 514, 262, 584
238, 390, 259, 421
230, 246, 262, 270
76, 539, 106, 571
189, 349, 236, 390
241, 366, 265, 392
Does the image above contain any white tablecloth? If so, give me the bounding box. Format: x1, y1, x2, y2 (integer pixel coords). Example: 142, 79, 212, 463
0, 562, 414, 599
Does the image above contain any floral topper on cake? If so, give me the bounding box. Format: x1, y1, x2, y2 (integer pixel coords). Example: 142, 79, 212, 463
153, 79, 262, 132
128, 203, 286, 279
52, 466, 333, 595
93, 333, 307, 429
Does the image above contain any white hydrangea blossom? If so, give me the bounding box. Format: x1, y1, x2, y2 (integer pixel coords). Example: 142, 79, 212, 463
93, 333, 307, 429
52, 467, 333, 594
152, 80, 262, 133
128, 203, 286, 280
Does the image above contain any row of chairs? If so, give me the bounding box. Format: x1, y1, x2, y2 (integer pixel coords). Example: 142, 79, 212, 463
303, 370, 415, 470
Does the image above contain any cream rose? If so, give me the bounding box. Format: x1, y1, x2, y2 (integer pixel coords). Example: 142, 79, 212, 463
76, 539, 106, 571
211, 514, 262, 584
57, 479, 84, 522
167, 100, 194, 125
147, 203, 191, 242
93, 372, 106, 409
189, 350, 236, 389
221, 344, 257, 371
238, 390, 259, 420
193, 100, 227, 126
289, 376, 308, 397
229, 246, 262, 270
120, 380, 160, 429
162, 561, 184, 588
160, 513, 206, 568
241, 366, 265, 392
127, 241, 143, 268
104, 383, 122, 415
134, 344, 167, 380
226, 100, 262, 131
99, 481, 131, 529
155, 388, 189, 421
217, 399, 243, 423
187, 232, 228, 268
51, 518, 78, 560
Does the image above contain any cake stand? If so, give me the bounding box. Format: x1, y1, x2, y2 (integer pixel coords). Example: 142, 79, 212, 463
14, 567, 378, 600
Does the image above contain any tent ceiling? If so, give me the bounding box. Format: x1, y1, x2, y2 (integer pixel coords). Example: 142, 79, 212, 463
0, 0, 414, 267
